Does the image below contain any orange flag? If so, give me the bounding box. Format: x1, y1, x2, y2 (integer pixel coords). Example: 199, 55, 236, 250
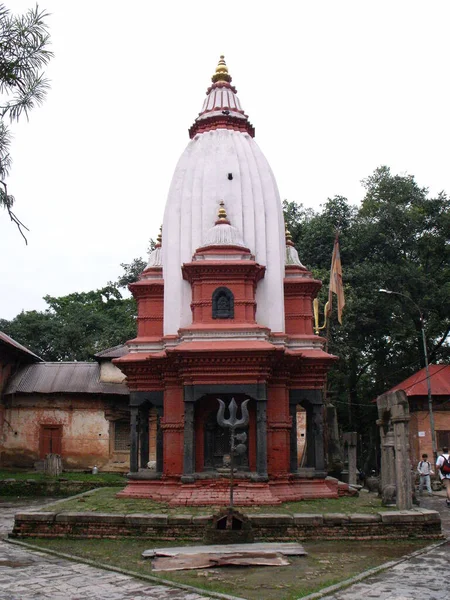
327, 234, 345, 324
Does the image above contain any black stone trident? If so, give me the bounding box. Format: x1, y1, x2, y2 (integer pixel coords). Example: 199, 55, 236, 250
217, 398, 250, 509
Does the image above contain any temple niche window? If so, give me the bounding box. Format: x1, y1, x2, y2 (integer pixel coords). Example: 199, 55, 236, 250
212, 287, 234, 319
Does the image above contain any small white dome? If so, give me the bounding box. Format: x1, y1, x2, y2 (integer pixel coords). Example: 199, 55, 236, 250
146, 245, 162, 268
203, 223, 246, 247
286, 244, 306, 268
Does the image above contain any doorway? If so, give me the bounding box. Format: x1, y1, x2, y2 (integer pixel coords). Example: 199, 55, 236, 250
39, 424, 62, 458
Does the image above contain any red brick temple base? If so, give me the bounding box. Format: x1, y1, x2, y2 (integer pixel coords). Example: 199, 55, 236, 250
116, 476, 355, 506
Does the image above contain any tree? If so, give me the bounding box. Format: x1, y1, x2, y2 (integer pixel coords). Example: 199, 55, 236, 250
283, 167, 450, 470
1, 285, 137, 361
0, 3, 53, 241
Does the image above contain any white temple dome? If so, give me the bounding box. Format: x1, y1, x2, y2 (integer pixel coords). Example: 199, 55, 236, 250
201, 201, 246, 248
162, 57, 286, 335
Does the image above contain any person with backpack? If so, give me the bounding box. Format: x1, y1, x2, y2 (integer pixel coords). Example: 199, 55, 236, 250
436, 446, 450, 507
417, 453, 434, 496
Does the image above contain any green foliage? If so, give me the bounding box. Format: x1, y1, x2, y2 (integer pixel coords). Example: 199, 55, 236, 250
0, 3, 53, 239
0, 251, 159, 360
284, 167, 450, 467
115, 258, 147, 289
1, 284, 138, 362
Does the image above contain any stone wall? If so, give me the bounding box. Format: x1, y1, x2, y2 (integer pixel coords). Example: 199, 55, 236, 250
11, 509, 442, 540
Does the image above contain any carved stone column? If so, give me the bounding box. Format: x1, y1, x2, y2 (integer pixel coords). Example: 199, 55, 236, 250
129, 406, 139, 473
156, 406, 164, 474
139, 405, 150, 469
182, 389, 195, 481
256, 401, 268, 477
256, 384, 268, 478
342, 432, 358, 486
312, 403, 325, 472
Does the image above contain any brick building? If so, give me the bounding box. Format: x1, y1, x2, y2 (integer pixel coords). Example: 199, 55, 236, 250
0, 336, 131, 471
385, 364, 450, 463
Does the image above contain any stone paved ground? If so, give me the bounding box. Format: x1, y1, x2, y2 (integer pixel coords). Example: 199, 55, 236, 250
0, 498, 213, 600
318, 493, 450, 600
0, 542, 211, 600
1, 494, 450, 600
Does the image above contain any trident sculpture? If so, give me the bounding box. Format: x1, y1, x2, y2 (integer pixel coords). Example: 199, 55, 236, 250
217, 398, 250, 509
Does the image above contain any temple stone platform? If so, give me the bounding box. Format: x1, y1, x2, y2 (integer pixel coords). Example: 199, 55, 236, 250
116, 476, 353, 505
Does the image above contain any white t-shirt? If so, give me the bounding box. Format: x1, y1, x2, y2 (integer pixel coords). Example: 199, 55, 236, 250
417, 460, 433, 475
436, 453, 450, 480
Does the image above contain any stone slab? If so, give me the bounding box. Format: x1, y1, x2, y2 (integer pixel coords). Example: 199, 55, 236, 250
142, 542, 307, 558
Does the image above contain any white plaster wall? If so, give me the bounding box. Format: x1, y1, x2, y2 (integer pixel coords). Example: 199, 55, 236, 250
163, 128, 286, 335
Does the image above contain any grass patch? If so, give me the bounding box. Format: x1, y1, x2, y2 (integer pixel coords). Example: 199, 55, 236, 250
27, 536, 429, 600
42, 486, 389, 515
0, 470, 126, 485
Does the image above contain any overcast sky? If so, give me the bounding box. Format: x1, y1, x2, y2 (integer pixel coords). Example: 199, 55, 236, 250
2, 0, 450, 320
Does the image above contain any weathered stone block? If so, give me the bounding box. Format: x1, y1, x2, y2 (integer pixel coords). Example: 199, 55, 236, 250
249, 514, 293, 526
292, 513, 323, 526
167, 515, 193, 525
192, 515, 212, 526
15, 512, 55, 522
413, 509, 441, 523
93, 513, 126, 524
349, 513, 381, 523
380, 510, 423, 523
124, 513, 168, 525
323, 513, 349, 524
55, 512, 93, 523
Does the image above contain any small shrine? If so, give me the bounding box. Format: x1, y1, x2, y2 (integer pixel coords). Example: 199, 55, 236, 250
115, 57, 338, 505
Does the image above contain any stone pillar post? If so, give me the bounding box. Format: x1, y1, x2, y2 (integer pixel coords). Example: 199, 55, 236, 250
256, 384, 268, 478
156, 406, 164, 474
392, 408, 412, 510
289, 402, 298, 472
182, 387, 195, 482
129, 406, 139, 473
312, 403, 325, 472
139, 405, 150, 469
377, 390, 412, 510
343, 432, 358, 486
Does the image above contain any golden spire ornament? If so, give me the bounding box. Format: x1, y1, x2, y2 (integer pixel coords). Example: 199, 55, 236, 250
156, 225, 162, 247
216, 200, 230, 224
212, 55, 232, 83
285, 224, 294, 246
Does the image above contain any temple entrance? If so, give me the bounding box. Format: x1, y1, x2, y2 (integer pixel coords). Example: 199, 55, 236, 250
204, 410, 249, 470
194, 394, 254, 473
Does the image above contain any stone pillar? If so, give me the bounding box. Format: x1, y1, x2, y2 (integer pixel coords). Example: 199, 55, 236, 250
129, 406, 139, 473
343, 432, 357, 486
256, 384, 268, 478
139, 405, 150, 469
289, 402, 298, 472
377, 390, 412, 510
312, 403, 325, 472
378, 423, 396, 492
182, 388, 195, 481
392, 409, 412, 510
156, 406, 164, 474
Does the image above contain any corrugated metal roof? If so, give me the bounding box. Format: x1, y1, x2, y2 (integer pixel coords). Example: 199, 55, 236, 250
4, 362, 129, 396
0, 331, 43, 362
94, 344, 129, 359
387, 364, 450, 397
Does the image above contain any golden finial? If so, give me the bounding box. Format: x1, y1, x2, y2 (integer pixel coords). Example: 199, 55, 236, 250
285, 224, 293, 245
156, 225, 162, 247
212, 55, 232, 83
216, 200, 230, 224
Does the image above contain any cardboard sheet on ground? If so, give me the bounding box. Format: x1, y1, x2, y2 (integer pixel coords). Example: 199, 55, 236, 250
152, 552, 290, 571
144, 542, 306, 571
142, 542, 306, 559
